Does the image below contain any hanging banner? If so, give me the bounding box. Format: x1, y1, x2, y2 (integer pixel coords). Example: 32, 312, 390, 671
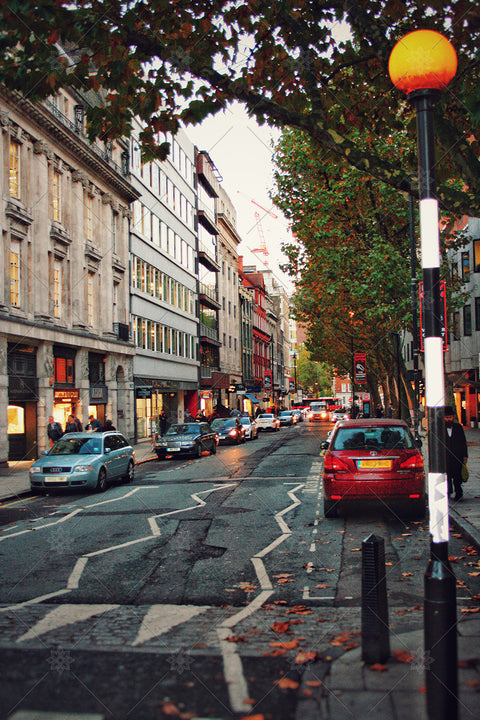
264, 371, 272, 392
354, 353, 367, 384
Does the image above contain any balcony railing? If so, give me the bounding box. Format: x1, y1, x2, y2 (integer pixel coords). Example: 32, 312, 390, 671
200, 365, 219, 378
43, 100, 124, 175
199, 282, 219, 304
200, 323, 218, 341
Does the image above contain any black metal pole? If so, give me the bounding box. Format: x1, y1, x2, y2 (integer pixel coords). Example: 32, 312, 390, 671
409, 193, 421, 438
409, 88, 458, 720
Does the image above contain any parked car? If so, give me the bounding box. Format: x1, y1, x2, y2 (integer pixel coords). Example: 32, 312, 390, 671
321, 419, 426, 518
279, 410, 296, 426
210, 417, 246, 445
29, 432, 135, 493
256, 413, 280, 432
329, 408, 350, 422
154, 422, 217, 459
240, 416, 259, 440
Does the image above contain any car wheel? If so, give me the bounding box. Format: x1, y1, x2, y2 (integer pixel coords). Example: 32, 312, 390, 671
124, 460, 134, 483
211, 440, 217, 455
324, 499, 338, 518
96, 467, 108, 493
156, 451, 164, 460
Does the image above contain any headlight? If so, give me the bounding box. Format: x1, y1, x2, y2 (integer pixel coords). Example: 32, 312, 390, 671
29, 467, 42, 475
180, 441, 195, 447
228, 429, 237, 437
75, 465, 92, 472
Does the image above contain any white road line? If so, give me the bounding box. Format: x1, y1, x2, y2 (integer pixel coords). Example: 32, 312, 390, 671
17, 604, 119, 643
132, 604, 209, 647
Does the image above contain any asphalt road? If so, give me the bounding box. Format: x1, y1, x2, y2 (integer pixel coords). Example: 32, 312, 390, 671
0, 421, 478, 720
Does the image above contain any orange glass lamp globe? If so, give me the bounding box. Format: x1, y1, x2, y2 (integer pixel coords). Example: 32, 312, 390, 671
389, 29, 457, 94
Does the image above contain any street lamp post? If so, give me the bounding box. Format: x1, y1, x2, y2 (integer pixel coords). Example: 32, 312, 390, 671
293, 352, 297, 392
389, 30, 458, 720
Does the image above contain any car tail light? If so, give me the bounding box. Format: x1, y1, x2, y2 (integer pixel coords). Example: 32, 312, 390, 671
400, 454, 424, 470
323, 454, 350, 472
228, 429, 237, 437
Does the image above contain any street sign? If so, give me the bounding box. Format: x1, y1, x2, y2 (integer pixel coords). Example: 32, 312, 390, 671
354, 353, 367, 384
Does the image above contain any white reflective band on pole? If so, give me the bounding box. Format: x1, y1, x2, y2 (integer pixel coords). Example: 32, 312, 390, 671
428, 472, 450, 543
424, 337, 445, 407
420, 199, 441, 268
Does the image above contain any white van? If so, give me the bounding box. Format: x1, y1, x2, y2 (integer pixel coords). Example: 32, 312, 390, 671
308, 401, 329, 421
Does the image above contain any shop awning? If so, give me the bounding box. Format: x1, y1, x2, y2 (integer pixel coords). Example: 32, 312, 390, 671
246, 393, 260, 403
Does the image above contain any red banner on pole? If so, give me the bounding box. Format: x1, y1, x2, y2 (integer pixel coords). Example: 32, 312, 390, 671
354, 353, 367, 384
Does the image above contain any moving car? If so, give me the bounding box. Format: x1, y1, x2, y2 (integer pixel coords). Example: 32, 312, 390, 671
210, 417, 246, 445
256, 413, 280, 432
292, 409, 303, 422
279, 410, 296, 426
330, 408, 350, 422
29, 432, 135, 492
154, 422, 217, 459
240, 416, 258, 440
308, 401, 329, 421
321, 419, 426, 518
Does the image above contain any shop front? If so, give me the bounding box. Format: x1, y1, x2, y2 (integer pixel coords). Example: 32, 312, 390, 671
134, 378, 196, 439
7, 344, 38, 460
53, 389, 80, 430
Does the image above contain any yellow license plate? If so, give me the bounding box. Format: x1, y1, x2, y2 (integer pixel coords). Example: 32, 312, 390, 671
358, 459, 392, 469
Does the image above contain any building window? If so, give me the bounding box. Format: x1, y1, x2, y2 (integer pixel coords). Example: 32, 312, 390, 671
53, 259, 62, 318
52, 170, 61, 221
462, 251, 470, 282
10, 240, 20, 307
464, 304, 472, 336
111, 209, 117, 254
474, 239, 480, 272
9, 141, 20, 198
54, 356, 74, 385
85, 195, 93, 241
475, 297, 480, 332
87, 272, 95, 325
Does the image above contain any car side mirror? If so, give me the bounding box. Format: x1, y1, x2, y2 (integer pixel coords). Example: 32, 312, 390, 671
105, 447, 111, 454
415, 436, 423, 448
41, 450, 48, 455
321, 441, 330, 450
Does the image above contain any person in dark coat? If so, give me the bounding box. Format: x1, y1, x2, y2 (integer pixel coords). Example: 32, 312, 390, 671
47, 416, 63, 447
87, 415, 103, 432
444, 405, 468, 501
65, 414, 83, 432
159, 411, 168, 436
104, 419, 116, 431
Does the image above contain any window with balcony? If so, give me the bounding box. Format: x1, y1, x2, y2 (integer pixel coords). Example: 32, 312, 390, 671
462, 252, 470, 282
53, 258, 62, 318
87, 271, 95, 325
84, 194, 93, 241
464, 304, 472, 336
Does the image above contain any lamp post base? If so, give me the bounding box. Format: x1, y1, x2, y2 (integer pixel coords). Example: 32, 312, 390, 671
424, 540, 458, 720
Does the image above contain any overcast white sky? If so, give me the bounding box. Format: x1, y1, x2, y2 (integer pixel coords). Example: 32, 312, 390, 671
186, 101, 294, 293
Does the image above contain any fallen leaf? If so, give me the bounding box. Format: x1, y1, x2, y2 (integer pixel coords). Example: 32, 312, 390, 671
343, 642, 359, 651
270, 639, 300, 649
419, 686, 427, 693
226, 635, 247, 643
275, 678, 300, 690
277, 577, 294, 584
295, 651, 318, 664
402, 572, 413, 577
306, 680, 323, 687
262, 649, 286, 657
239, 715, 265, 720
461, 608, 480, 614
369, 663, 388, 672
242, 698, 256, 705
316, 584, 330, 589
286, 605, 313, 615
302, 689, 313, 696
271, 622, 290, 633
394, 650, 415, 664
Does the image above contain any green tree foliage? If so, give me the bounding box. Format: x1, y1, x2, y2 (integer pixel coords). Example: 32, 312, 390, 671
1, 1, 479, 213
295, 346, 333, 396
272, 126, 425, 402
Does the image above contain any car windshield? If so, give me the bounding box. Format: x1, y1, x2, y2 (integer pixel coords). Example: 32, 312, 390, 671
167, 424, 198, 435
240, 417, 251, 425
331, 426, 415, 451
259, 414, 273, 419
49, 438, 102, 455
280, 412, 291, 416
211, 419, 234, 429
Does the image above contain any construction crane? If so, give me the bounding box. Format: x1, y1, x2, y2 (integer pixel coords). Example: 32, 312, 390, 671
249, 199, 278, 265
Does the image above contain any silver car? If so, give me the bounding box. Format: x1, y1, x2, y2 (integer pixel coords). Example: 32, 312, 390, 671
29, 432, 135, 493
240, 416, 258, 440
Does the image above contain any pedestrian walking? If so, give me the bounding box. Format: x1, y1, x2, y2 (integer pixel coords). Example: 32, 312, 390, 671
65, 414, 83, 432
87, 415, 103, 432
195, 411, 207, 422
104, 419, 116, 431
47, 416, 63, 447
444, 405, 468, 501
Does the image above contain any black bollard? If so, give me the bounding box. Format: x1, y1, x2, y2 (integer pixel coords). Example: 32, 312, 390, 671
361, 533, 390, 664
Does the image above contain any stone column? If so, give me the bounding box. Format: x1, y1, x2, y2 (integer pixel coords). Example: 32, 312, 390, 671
36, 342, 54, 454
76, 347, 90, 427
0, 336, 9, 466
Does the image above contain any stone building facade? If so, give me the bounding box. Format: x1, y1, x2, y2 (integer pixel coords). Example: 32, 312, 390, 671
0, 86, 138, 462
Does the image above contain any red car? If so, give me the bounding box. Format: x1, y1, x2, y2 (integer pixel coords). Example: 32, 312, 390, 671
321, 419, 426, 518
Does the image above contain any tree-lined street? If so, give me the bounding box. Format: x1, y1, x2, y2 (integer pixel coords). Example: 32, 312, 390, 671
1, 422, 479, 719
